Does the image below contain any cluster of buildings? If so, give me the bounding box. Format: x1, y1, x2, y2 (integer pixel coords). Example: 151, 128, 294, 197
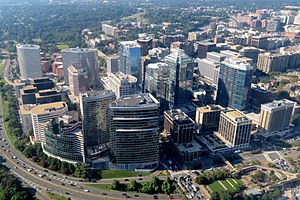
14, 6, 300, 170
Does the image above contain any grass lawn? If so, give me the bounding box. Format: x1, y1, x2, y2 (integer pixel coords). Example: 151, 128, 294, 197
56, 43, 70, 50
208, 181, 224, 193
208, 179, 243, 194
99, 170, 150, 179
47, 192, 68, 200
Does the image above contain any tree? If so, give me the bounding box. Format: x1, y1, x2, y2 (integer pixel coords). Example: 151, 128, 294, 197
149, 177, 161, 193
74, 163, 89, 179
127, 180, 139, 191
210, 192, 220, 200
162, 177, 173, 194
111, 180, 121, 190
219, 191, 232, 200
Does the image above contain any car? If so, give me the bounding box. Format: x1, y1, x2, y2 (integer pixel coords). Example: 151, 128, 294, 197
65, 192, 69, 195
83, 189, 89, 192
61, 183, 65, 186
124, 179, 129, 181
122, 193, 127, 196
134, 194, 139, 197
102, 193, 107, 195
138, 178, 143, 181
48, 179, 51, 181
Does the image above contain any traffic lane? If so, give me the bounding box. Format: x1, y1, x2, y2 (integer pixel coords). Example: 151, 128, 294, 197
0, 122, 83, 183
0, 149, 127, 200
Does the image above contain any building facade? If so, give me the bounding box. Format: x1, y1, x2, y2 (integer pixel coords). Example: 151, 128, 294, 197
43, 115, 85, 164
259, 99, 295, 133
80, 90, 116, 148
31, 102, 68, 143
216, 109, 252, 148
257, 52, 289, 73
119, 41, 142, 85
62, 48, 98, 85
109, 93, 160, 170
217, 58, 253, 110
164, 109, 195, 144
68, 66, 88, 96
164, 49, 194, 108
17, 44, 42, 79
106, 72, 137, 98
196, 105, 225, 132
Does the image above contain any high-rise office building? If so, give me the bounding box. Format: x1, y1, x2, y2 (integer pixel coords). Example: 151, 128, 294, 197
119, 41, 142, 84
197, 52, 226, 86
109, 93, 160, 170
217, 58, 254, 110
16, 44, 42, 79
164, 109, 195, 144
164, 49, 194, 108
62, 48, 98, 85
196, 105, 224, 132
144, 62, 169, 107
259, 99, 295, 133
80, 90, 116, 148
106, 72, 137, 98
43, 115, 85, 164
215, 109, 252, 148
31, 102, 68, 143
68, 65, 88, 96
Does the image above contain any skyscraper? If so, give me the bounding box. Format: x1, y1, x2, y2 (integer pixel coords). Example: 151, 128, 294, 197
216, 109, 252, 148
164, 49, 194, 108
62, 48, 98, 85
144, 62, 169, 110
217, 58, 253, 110
119, 41, 142, 84
79, 90, 116, 148
109, 93, 160, 170
17, 44, 42, 79
259, 99, 295, 133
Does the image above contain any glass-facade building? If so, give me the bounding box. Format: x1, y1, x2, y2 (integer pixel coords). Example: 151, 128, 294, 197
109, 93, 160, 170
43, 116, 85, 164
217, 58, 253, 110
144, 62, 169, 111
164, 49, 194, 108
119, 41, 142, 85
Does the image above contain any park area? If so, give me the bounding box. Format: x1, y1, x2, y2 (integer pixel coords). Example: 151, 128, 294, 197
207, 178, 244, 194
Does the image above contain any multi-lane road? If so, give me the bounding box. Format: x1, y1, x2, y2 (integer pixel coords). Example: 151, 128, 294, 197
0, 88, 176, 200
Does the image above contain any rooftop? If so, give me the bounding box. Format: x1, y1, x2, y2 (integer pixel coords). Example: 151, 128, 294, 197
82, 90, 114, 98
111, 93, 159, 108
197, 105, 224, 113
16, 44, 40, 49
119, 41, 141, 48
223, 109, 251, 122
262, 99, 296, 109
31, 101, 67, 115
222, 57, 253, 71
165, 109, 195, 124
147, 62, 168, 69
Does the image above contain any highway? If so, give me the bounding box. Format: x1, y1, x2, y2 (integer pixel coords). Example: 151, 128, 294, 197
0, 57, 177, 199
